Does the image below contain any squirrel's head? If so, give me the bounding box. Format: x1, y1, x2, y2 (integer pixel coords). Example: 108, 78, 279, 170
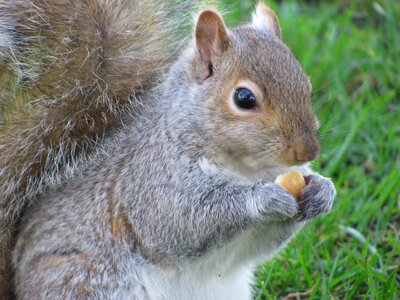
184, 3, 320, 175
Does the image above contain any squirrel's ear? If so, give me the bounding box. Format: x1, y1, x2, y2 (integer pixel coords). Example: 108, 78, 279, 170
194, 9, 229, 81
251, 3, 281, 39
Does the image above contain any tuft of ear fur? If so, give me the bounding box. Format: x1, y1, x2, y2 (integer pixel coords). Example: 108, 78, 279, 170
195, 9, 230, 81
251, 3, 281, 38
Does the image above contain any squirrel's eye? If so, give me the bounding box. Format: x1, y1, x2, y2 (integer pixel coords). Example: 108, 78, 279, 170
234, 88, 257, 110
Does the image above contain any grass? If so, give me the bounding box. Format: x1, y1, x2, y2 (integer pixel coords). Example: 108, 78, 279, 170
220, 0, 400, 299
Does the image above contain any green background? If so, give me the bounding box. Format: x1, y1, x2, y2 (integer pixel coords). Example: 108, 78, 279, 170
218, 0, 400, 299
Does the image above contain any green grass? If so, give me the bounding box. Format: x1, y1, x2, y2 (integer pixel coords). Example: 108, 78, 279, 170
220, 0, 400, 299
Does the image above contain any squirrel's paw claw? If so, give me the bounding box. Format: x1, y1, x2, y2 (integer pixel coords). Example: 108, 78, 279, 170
253, 183, 299, 221
298, 175, 336, 220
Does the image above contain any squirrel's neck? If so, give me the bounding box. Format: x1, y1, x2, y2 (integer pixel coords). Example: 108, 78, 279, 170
154, 51, 207, 160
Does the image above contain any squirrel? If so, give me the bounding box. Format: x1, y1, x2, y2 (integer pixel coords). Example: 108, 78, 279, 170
0, 1, 336, 299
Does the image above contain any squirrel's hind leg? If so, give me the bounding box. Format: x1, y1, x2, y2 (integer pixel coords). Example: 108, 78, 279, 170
13, 249, 148, 300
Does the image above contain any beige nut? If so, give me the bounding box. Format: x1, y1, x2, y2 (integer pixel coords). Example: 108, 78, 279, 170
275, 170, 306, 199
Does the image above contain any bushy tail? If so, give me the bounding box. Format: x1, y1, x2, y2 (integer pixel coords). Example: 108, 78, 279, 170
0, 0, 194, 297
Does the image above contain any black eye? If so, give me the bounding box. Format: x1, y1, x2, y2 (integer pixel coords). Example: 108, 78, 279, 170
234, 88, 257, 110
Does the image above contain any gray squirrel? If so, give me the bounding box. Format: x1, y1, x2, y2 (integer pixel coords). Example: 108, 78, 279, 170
0, 1, 336, 299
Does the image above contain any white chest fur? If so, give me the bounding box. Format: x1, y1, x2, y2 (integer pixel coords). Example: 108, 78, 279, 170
142, 265, 253, 300
140, 237, 255, 300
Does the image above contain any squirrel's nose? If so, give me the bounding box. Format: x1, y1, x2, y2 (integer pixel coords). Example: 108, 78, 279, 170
292, 140, 320, 163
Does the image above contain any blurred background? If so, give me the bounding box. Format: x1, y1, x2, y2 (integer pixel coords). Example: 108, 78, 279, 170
217, 0, 400, 299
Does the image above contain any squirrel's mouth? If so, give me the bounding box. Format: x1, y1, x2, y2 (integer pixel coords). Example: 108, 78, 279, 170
278, 142, 320, 166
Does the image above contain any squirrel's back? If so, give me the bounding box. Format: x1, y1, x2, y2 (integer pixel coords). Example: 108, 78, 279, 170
0, 1, 194, 298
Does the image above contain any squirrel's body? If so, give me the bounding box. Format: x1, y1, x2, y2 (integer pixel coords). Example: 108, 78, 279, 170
1, 1, 336, 299
14, 88, 302, 299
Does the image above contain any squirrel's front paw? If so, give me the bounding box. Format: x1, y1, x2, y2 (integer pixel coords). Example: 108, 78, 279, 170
251, 183, 299, 221
298, 174, 336, 220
